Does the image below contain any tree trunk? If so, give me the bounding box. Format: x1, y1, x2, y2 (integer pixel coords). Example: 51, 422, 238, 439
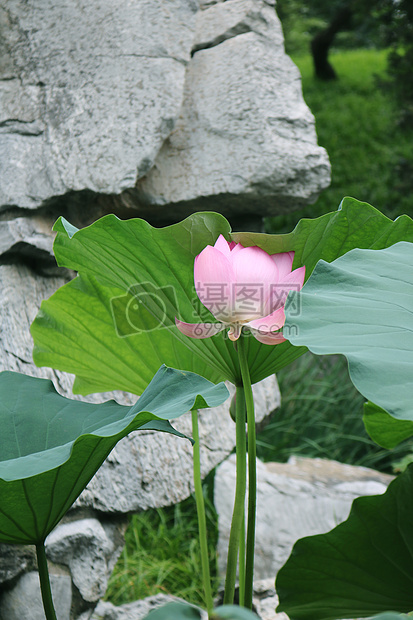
311, 6, 353, 80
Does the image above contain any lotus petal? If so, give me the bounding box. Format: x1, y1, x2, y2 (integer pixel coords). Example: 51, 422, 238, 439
175, 319, 225, 339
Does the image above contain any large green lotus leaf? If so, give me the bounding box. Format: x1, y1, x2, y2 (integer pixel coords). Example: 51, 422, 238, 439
31, 199, 413, 394
285, 241, 413, 423
0, 367, 228, 545
32, 212, 239, 394
276, 464, 413, 620
363, 402, 413, 449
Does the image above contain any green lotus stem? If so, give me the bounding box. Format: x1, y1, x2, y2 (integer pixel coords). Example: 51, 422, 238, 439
238, 509, 246, 607
223, 385, 247, 605
36, 541, 57, 620
191, 409, 214, 615
237, 334, 256, 609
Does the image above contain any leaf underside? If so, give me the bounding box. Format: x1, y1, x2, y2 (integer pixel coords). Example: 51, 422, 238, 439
31, 198, 413, 394
285, 241, 413, 446
0, 367, 228, 544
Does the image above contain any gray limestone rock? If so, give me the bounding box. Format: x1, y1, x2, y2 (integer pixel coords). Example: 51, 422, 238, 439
46, 517, 128, 604
252, 579, 288, 620
1, 0, 329, 224
0, 216, 55, 259
193, 0, 280, 54
215, 455, 393, 580
0, 263, 70, 378
0, 571, 72, 620
134, 0, 330, 221
0, 544, 36, 585
0, 0, 197, 210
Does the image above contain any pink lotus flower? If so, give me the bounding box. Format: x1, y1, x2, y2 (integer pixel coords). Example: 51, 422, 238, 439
176, 235, 305, 345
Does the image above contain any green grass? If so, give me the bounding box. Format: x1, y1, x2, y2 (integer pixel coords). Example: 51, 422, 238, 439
266, 48, 413, 233
105, 478, 220, 608
256, 352, 413, 472
107, 48, 413, 608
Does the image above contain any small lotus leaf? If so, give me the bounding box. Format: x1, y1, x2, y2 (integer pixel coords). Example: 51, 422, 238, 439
212, 605, 261, 619
142, 602, 202, 619
363, 402, 413, 448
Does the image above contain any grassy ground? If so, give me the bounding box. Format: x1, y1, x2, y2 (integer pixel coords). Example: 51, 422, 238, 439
266, 48, 413, 233
105, 477, 220, 609
106, 48, 413, 608
256, 352, 413, 472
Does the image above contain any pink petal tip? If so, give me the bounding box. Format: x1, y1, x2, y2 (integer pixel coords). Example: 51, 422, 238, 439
175, 318, 225, 339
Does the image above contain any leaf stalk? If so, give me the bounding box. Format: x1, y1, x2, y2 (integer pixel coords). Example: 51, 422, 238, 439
36, 541, 57, 620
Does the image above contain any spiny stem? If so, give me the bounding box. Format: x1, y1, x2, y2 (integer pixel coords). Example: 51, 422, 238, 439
237, 334, 256, 610
36, 541, 57, 620
223, 385, 247, 605
191, 409, 214, 615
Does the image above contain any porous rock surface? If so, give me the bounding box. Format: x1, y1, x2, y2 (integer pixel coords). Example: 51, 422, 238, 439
135, 0, 330, 221
0, 0, 198, 210
215, 455, 394, 580
0, 571, 72, 620
0, 544, 36, 586
45, 517, 128, 604
1, 0, 330, 224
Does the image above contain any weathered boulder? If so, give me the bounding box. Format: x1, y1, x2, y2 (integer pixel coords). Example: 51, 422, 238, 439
0, 0, 198, 210
215, 455, 393, 580
0, 264, 70, 378
1, 0, 330, 224
134, 0, 330, 223
252, 579, 289, 620
0, 216, 55, 259
46, 517, 128, 604
0, 544, 36, 586
0, 571, 72, 620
